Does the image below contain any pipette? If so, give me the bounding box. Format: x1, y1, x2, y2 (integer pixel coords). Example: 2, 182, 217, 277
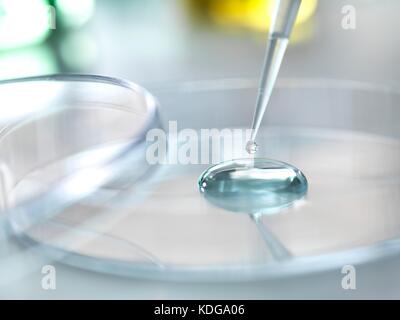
246, 0, 302, 154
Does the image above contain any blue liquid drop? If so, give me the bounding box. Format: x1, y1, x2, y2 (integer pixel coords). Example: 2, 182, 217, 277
246, 140, 258, 154
198, 158, 308, 214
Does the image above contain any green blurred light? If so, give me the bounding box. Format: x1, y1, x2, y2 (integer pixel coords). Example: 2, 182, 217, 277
56, 0, 95, 27
0, 0, 51, 50
0, 45, 57, 80
60, 31, 98, 70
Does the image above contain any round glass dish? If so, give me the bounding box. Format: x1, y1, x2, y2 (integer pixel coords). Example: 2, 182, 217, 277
0, 74, 161, 235
13, 78, 400, 282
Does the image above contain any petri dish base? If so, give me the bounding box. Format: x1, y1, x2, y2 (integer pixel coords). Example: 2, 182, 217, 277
9, 79, 400, 282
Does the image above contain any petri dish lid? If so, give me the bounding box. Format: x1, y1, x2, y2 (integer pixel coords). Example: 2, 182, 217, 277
0, 74, 161, 235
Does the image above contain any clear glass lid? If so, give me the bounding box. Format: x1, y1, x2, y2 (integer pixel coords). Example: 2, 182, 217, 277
0, 74, 161, 235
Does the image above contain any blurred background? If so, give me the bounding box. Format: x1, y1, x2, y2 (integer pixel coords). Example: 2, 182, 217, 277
2, 0, 400, 299
0, 0, 399, 85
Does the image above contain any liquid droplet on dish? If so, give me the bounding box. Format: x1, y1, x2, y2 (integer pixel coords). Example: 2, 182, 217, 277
246, 140, 258, 154
198, 158, 308, 215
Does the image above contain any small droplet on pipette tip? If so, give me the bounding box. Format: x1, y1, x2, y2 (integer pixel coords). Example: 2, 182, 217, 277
246, 140, 258, 154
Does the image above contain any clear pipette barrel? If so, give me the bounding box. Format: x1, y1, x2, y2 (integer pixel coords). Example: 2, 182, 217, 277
247, 0, 302, 153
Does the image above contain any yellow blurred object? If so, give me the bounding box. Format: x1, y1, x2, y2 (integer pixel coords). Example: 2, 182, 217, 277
186, 0, 318, 31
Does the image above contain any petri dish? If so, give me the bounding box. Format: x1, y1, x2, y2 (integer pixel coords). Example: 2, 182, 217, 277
0, 74, 161, 236
10, 78, 400, 281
